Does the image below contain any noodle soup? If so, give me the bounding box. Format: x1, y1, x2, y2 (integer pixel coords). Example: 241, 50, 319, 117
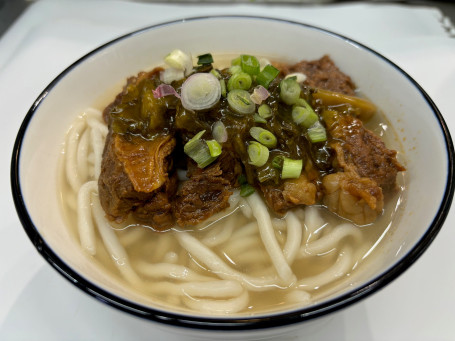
58, 52, 406, 315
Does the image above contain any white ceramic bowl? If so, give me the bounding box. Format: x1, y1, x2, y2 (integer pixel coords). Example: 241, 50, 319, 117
11, 16, 454, 336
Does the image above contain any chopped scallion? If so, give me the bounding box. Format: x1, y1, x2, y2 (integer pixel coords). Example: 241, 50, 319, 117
227, 89, 255, 115
206, 140, 222, 157
292, 102, 318, 128
240, 183, 255, 197
227, 72, 252, 91
280, 78, 301, 105
307, 121, 327, 143
258, 104, 272, 119
197, 53, 214, 65
256, 64, 280, 89
249, 127, 277, 148
281, 157, 303, 179
212, 121, 228, 143
248, 141, 269, 167
184, 130, 218, 168
164, 49, 193, 76
220, 78, 227, 97
231, 56, 241, 66
180, 73, 221, 111
240, 54, 260, 75
229, 65, 242, 75
210, 69, 222, 79
253, 114, 267, 124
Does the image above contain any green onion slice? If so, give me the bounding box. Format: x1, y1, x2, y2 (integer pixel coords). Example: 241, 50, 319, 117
253, 114, 267, 124
181, 73, 221, 111
164, 49, 193, 76
240, 183, 255, 197
212, 120, 228, 143
307, 121, 327, 143
258, 104, 272, 119
292, 102, 318, 128
227, 89, 255, 115
281, 157, 303, 179
197, 53, 214, 65
240, 54, 260, 75
248, 141, 269, 167
184, 130, 218, 168
231, 56, 241, 66
210, 69, 222, 79
256, 64, 280, 89
206, 140, 222, 157
227, 72, 252, 91
220, 78, 227, 97
280, 78, 301, 105
249, 127, 277, 148
229, 65, 242, 75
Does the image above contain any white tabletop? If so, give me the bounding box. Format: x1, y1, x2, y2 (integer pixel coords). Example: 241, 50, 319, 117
1, 1, 455, 340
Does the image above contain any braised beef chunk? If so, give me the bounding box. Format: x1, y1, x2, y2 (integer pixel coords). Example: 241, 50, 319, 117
322, 171, 384, 225
323, 111, 405, 188
174, 165, 232, 226
281, 55, 356, 95
132, 173, 178, 229
173, 151, 241, 226
98, 132, 176, 228
260, 174, 317, 215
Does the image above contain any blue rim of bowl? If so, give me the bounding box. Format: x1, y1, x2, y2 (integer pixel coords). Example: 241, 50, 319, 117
10, 15, 455, 331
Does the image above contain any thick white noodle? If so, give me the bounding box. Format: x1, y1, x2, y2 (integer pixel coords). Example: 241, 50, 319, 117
246, 192, 296, 284
283, 212, 302, 264
77, 181, 98, 255
135, 262, 214, 282
286, 289, 312, 304
84, 108, 104, 122
183, 290, 249, 314
91, 196, 141, 285
194, 190, 241, 230
299, 223, 362, 258
76, 129, 90, 183
118, 227, 148, 247
89, 123, 106, 179
66, 120, 86, 193
223, 236, 260, 256
202, 216, 236, 247
181, 280, 244, 298
238, 198, 253, 219
304, 206, 327, 242
175, 231, 280, 290
230, 221, 258, 239
297, 247, 354, 290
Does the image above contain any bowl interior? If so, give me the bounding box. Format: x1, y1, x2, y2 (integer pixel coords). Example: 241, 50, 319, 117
15, 16, 452, 325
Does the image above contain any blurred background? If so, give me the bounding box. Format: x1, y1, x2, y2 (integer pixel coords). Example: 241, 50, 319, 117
1, 0, 454, 38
